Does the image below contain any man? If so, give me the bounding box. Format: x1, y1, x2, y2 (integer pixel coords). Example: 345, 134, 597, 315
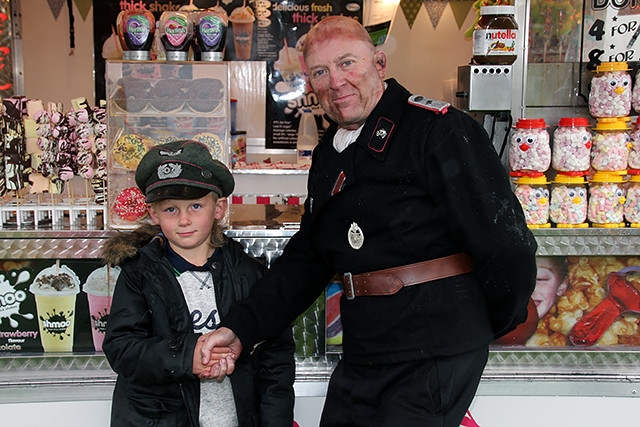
202, 16, 537, 427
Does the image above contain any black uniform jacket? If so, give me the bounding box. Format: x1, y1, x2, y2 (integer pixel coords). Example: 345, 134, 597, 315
222, 79, 537, 365
102, 225, 295, 426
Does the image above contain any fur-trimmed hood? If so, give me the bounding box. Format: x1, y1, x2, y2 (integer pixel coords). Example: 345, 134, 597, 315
102, 223, 163, 267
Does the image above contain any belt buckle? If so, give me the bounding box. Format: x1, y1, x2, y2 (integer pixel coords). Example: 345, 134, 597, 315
343, 272, 355, 300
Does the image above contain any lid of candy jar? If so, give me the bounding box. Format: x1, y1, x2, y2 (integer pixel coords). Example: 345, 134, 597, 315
593, 117, 631, 131
515, 118, 546, 129
554, 173, 586, 184
595, 61, 630, 72
558, 117, 590, 127
590, 171, 626, 183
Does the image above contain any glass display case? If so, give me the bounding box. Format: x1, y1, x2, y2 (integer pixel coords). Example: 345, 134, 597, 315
105, 60, 230, 229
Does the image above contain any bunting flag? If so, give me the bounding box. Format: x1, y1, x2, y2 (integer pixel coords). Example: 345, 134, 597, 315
74, 0, 92, 21
46, 0, 65, 20
400, 0, 423, 29
449, 0, 475, 30
424, 0, 448, 30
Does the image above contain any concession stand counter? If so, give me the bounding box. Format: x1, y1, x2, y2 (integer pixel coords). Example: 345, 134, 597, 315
3, 0, 640, 426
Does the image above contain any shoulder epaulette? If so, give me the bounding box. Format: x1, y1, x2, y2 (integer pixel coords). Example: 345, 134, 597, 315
408, 95, 449, 114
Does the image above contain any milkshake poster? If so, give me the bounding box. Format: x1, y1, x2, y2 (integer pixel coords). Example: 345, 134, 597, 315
0, 259, 106, 354
265, 0, 362, 149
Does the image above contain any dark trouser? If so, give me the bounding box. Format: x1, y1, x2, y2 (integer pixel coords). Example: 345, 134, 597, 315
319, 346, 489, 427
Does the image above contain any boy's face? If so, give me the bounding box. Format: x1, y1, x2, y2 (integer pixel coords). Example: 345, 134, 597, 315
148, 192, 227, 255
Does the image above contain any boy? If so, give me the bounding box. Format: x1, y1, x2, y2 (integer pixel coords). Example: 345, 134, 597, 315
102, 140, 295, 427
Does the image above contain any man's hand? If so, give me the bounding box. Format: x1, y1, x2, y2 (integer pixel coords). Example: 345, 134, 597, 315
199, 327, 243, 381
193, 336, 234, 377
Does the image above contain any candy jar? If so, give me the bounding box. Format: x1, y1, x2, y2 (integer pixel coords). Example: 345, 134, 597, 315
513, 174, 550, 228
549, 173, 588, 228
591, 117, 630, 172
589, 61, 632, 118
117, 10, 155, 60
158, 11, 194, 61
632, 67, 640, 113
628, 116, 640, 170
509, 118, 551, 175
588, 171, 626, 227
552, 117, 592, 174
625, 171, 640, 227
193, 7, 228, 61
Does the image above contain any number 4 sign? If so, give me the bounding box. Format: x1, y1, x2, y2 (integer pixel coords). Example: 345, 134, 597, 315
584, 2, 640, 69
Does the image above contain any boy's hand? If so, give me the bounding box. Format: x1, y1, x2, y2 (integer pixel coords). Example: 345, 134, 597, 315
199, 327, 243, 381
193, 335, 234, 377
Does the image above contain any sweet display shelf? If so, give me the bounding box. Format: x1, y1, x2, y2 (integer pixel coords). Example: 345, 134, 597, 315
2, 228, 640, 393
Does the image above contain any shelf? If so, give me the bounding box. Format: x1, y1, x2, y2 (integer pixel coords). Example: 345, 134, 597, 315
531, 228, 640, 256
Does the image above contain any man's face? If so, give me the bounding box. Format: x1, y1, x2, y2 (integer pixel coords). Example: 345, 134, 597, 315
305, 37, 386, 130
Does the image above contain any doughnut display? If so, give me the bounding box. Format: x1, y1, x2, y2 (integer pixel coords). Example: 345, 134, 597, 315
113, 77, 151, 113
112, 186, 148, 222
112, 133, 155, 169
186, 78, 224, 113
151, 79, 187, 112
193, 132, 224, 161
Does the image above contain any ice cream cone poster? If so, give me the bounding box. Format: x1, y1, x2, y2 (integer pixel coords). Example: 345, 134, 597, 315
0, 259, 101, 353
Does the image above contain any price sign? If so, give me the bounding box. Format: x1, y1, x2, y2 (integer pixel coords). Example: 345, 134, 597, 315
584, 2, 640, 69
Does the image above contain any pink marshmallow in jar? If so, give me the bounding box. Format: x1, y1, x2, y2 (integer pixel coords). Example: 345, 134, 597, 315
588, 172, 626, 226
549, 174, 588, 227
591, 117, 630, 171
552, 118, 592, 173
624, 174, 640, 225
632, 68, 640, 113
513, 175, 550, 227
628, 117, 640, 169
509, 118, 551, 174
589, 62, 632, 118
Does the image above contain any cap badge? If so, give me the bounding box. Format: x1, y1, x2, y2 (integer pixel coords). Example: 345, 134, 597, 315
157, 163, 182, 180
348, 222, 364, 250
159, 148, 184, 157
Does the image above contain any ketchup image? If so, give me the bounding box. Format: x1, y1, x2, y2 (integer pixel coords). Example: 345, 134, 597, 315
159, 12, 193, 61
194, 11, 227, 61
117, 10, 155, 60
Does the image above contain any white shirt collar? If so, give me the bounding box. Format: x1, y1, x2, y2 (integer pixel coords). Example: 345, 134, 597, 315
333, 124, 364, 153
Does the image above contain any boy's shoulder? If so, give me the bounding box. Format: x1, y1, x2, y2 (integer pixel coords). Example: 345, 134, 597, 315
103, 224, 161, 266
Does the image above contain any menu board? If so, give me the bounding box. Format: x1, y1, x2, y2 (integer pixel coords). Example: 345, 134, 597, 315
583, 1, 640, 69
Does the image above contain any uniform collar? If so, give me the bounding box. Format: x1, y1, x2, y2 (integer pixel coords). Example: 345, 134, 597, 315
354, 78, 410, 161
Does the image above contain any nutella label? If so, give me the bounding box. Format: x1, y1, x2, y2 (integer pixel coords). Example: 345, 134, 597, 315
473, 29, 518, 56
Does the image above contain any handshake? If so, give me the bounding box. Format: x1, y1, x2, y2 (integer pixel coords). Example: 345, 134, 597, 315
193, 327, 242, 380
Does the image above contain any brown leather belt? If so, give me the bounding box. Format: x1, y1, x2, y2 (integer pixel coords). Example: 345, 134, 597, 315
342, 253, 474, 300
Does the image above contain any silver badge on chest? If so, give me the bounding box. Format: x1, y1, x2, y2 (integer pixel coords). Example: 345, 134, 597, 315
348, 222, 364, 250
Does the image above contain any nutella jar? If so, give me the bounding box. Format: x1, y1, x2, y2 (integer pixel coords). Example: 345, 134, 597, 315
473, 5, 518, 65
